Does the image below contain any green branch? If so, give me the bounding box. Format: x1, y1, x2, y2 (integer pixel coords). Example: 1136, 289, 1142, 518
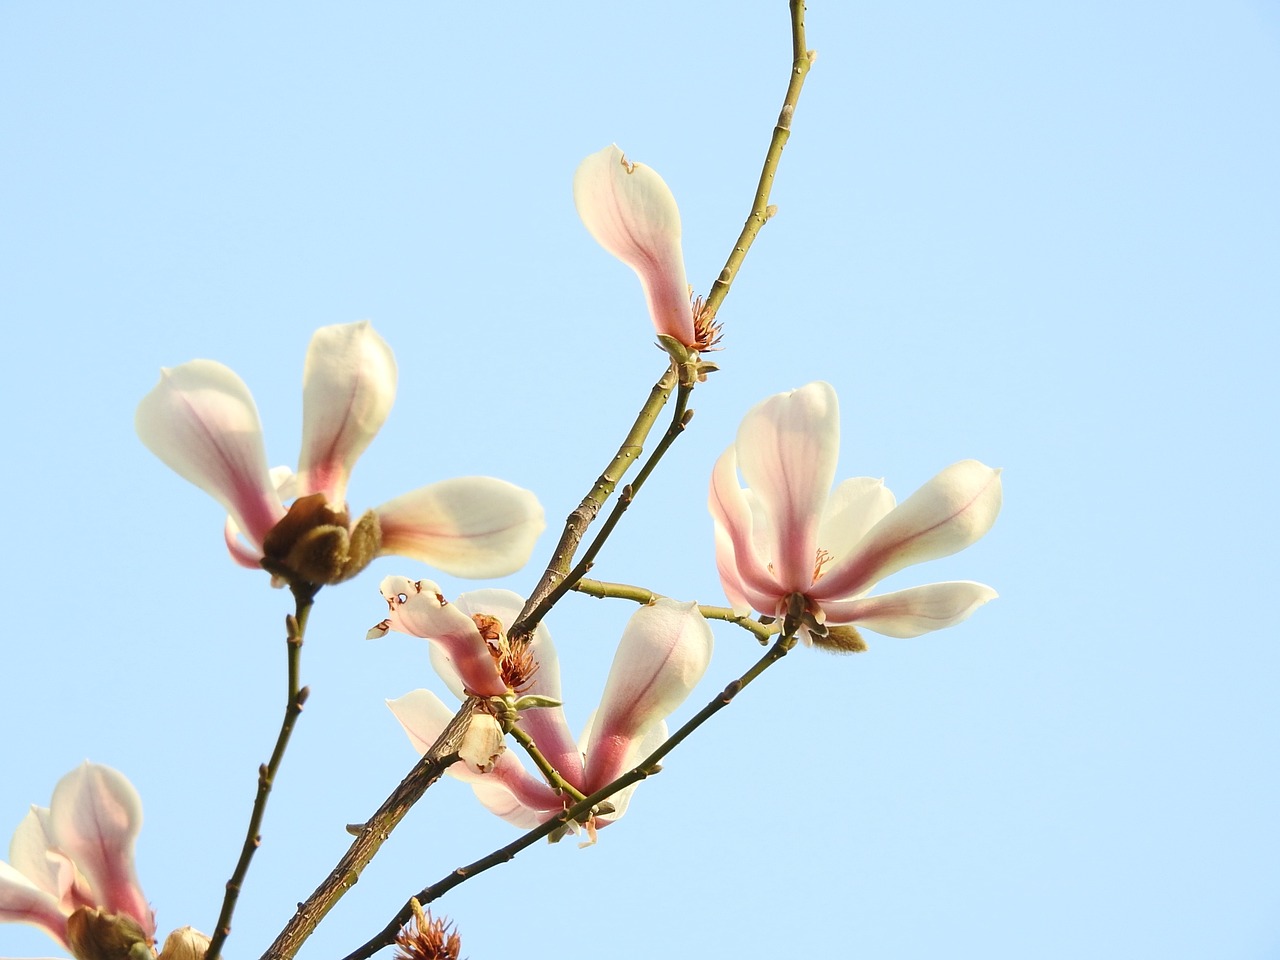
207, 582, 317, 960
573, 577, 779, 645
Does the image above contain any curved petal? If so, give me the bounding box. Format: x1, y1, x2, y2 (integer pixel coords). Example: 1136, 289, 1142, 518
821, 581, 999, 638
734, 383, 841, 592
583, 600, 713, 795
709, 447, 786, 613
0, 861, 69, 946
47, 763, 154, 938
817, 460, 1003, 601
375, 578, 507, 696
578, 715, 667, 826
573, 145, 695, 346
136, 360, 285, 551
453, 591, 583, 786
295, 321, 397, 505
817, 476, 897, 565
377, 477, 545, 579
387, 691, 561, 828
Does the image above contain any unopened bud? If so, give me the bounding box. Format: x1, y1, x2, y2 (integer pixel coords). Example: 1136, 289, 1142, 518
156, 926, 211, 960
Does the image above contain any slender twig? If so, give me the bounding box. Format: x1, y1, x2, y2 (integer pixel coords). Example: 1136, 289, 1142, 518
507, 722, 587, 803
509, 362, 678, 641
258, 699, 480, 960
340, 634, 796, 960
572, 577, 779, 645
531, 381, 694, 618
207, 582, 317, 960
703, 0, 813, 322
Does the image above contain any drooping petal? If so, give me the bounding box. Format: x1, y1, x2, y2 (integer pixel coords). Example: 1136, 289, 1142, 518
821, 581, 999, 638
573, 144, 695, 346
709, 447, 786, 612
46, 764, 154, 938
817, 460, 1003, 602
295, 321, 397, 506
583, 600, 713, 795
377, 477, 545, 579
387, 691, 561, 828
816, 476, 897, 565
373, 578, 507, 696
0, 861, 70, 946
136, 360, 285, 553
733, 382, 841, 592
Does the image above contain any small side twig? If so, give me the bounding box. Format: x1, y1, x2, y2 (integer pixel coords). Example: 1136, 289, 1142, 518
573, 577, 779, 645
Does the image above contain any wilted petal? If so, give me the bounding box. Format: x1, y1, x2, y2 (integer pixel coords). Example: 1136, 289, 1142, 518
821, 581, 999, 638
377, 477, 544, 578
136, 360, 285, 551
573, 145, 695, 346
583, 600, 713, 794
817, 460, 1003, 602
375, 578, 507, 696
47, 764, 154, 938
295, 321, 397, 505
734, 383, 841, 591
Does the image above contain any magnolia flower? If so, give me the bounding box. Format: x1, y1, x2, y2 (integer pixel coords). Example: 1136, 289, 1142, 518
136, 321, 545, 585
710, 381, 1002, 644
0, 762, 155, 957
378, 588, 713, 830
574, 145, 717, 352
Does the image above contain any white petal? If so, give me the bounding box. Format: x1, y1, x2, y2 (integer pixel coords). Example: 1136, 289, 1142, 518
136, 360, 285, 550
817, 476, 897, 563
0, 861, 69, 946
822, 581, 999, 638
818, 460, 1003, 601
573, 145, 695, 346
296, 321, 397, 505
734, 382, 841, 592
48, 763, 154, 937
584, 600, 713, 794
377, 476, 544, 578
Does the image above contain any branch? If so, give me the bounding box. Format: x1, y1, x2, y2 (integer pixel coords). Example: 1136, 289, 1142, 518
573, 577, 779, 644
340, 634, 796, 960
258, 699, 480, 960
703, 0, 814, 321
206, 582, 317, 960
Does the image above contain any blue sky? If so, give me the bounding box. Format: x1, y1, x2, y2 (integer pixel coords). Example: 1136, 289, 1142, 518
2, 2, 1278, 958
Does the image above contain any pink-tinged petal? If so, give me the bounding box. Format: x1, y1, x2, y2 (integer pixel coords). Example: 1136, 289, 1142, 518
295, 321, 397, 505
573, 145, 695, 346
583, 600, 713, 795
0, 861, 70, 946
8, 808, 61, 900
709, 447, 786, 612
136, 360, 285, 551
452, 591, 583, 786
821, 581, 999, 638
578, 715, 667, 825
387, 692, 561, 828
47, 763, 154, 938
817, 476, 897, 564
377, 477, 545, 579
733, 382, 841, 591
817, 460, 1003, 602
375, 578, 507, 696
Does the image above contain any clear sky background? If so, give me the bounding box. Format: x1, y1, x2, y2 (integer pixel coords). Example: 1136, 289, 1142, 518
2, 2, 1278, 958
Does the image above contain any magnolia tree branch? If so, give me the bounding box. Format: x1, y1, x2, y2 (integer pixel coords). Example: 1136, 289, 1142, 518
258, 699, 479, 960
572, 577, 780, 645
207, 583, 317, 960
507, 722, 587, 803
703, 0, 813, 322
509, 361, 678, 642
339, 633, 797, 960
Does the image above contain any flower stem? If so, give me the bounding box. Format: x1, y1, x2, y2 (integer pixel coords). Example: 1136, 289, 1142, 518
509, 361, 678, 642
703, 0, 813, 322
206, 582, 317, 960
507, 722, 587, 803
257, 698, 481, 960
338, 634, 795, 960
573, 577, 779, 644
